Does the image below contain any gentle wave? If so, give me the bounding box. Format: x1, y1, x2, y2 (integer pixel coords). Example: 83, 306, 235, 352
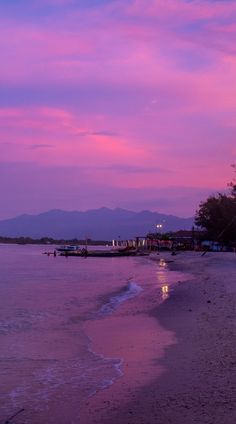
98, 281, 143, 317
7, 355, 123, 416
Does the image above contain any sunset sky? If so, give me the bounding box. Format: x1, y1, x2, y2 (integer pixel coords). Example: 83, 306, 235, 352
0, 0, 236, 219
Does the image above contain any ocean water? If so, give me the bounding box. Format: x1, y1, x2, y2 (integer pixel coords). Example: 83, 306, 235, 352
0, 244, 183, 424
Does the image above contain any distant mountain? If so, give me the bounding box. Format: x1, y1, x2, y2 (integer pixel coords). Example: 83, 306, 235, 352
0, 208, 194, 240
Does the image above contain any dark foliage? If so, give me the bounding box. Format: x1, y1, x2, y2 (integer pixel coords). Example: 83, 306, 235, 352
195, 166, 236, 243
0, 236, 110, 246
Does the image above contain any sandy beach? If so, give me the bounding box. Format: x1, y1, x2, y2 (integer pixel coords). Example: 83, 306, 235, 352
79, 252, 236, 424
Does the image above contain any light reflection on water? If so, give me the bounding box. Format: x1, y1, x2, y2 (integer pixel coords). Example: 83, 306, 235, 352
157, 258, 169, 299
159, 258, 167, 267
161, 285, 169, 299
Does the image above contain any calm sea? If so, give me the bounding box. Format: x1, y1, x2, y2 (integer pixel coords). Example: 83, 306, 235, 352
0, 244, 183, 424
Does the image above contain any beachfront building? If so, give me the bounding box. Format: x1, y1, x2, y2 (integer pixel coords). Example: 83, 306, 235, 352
169, 230, 196, 250
147, 228, 204, 251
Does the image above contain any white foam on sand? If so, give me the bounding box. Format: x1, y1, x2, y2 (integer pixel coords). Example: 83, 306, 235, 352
98, 282, 143, 316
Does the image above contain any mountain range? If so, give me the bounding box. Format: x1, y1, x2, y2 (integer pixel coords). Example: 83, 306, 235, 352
0, 208, 194, 240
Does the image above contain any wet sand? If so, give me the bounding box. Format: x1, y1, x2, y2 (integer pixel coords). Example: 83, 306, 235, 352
79, 252, 236, 424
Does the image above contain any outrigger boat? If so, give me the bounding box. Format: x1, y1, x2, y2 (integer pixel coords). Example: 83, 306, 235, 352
58, 246, 140, 257
56, 245, 81, 253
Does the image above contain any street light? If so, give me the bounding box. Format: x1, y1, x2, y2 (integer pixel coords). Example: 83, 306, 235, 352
156, 224, 163, 231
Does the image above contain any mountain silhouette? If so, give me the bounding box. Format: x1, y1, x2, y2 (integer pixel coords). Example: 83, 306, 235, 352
0, 208, 194, 240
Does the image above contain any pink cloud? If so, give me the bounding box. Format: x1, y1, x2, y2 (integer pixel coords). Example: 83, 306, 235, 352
0, 1, 235, 95
0, 106, 147, 169
125, 0, 236, 21
0, 102, 233, 194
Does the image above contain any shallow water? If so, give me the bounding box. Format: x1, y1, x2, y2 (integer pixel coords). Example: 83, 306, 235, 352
0, 245, 184, 423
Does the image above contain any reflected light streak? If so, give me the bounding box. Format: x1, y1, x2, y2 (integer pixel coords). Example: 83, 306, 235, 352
159, 258, 167, 267
161, 284, 169, 300
156, 267, 169, 300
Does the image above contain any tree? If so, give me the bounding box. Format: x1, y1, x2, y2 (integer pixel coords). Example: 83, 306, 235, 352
228, 164, 236, 198
195, 167, 236, 244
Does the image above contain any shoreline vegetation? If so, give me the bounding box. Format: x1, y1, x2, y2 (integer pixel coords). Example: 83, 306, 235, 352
0, 236, 111, 246
79, 251, 236, 424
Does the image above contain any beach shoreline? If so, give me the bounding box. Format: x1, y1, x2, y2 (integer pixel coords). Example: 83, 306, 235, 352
79, 252, 236, 424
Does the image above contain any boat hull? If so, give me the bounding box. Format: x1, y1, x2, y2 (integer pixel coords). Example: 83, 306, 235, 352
59, 249, 138, 257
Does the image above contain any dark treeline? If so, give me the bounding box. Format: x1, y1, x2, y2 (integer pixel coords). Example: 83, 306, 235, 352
0, 236, 111, 246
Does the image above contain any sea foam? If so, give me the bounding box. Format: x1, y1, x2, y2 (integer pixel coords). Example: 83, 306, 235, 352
98, 281, 143, 316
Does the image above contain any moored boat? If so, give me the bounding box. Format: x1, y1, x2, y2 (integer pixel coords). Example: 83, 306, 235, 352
59, 247, 138, 257
56, 245, 81, 253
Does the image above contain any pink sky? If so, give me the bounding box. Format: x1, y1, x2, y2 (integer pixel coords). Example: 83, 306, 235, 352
0, 0, 235, 219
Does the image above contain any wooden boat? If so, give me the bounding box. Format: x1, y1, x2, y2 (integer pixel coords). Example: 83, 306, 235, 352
59, 247, 138, 257
56, 245, 81, 253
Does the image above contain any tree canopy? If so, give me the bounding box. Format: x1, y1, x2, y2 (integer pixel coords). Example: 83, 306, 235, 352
195, 166, 236, 244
